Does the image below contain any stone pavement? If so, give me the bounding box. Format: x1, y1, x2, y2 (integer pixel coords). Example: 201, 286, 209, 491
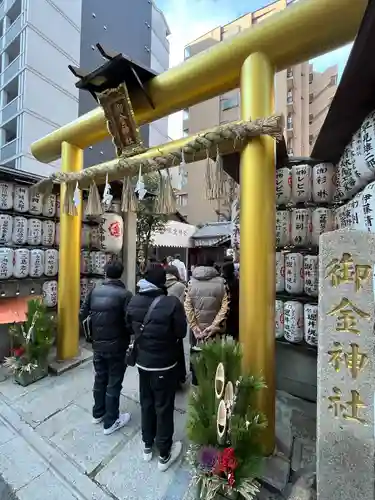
0, 346, 316, 500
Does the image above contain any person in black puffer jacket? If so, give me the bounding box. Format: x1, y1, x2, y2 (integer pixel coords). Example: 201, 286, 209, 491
126, 265, 186, 472
79, 261, 132, 436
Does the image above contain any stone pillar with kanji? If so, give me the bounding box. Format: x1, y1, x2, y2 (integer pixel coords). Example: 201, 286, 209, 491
317, 229, 375, 500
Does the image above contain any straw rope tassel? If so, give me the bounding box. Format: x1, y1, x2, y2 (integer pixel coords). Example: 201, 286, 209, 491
62, 182, 77, 216
204, 151, 214, 200
86, 181, 103, 216
212, 145, 226, 199
155, 170, 176, 214
121, 176, 138, 212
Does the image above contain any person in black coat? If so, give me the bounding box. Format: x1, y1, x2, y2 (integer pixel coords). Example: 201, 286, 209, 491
79, 261, 133, 436
126, 266, 186, 472
222, 261, 239, 341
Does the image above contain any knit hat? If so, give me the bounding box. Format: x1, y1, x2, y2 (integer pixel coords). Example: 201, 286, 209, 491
144, 266, 166, 288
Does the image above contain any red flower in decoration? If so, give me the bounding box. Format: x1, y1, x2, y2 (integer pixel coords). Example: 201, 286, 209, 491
108, 221, 121, 238
13, 346, 25, 358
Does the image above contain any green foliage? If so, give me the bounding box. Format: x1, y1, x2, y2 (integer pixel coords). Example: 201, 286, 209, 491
136, 173, 168, 259
187, 339, 267, 483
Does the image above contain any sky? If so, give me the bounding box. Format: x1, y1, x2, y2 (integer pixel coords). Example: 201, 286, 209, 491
155, 0, 353, 140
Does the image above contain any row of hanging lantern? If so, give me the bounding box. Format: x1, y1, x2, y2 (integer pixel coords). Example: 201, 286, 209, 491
276, 252, 318, 297
275, 300, 318, 347
0, 183, 58, 217
0, 248, 59, 279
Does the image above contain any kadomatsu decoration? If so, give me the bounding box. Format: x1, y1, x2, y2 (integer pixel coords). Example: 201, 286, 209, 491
187, 339, 267, 500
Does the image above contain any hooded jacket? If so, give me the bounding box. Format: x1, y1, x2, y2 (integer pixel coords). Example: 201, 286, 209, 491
126, 279, 187, 370
165, 273, 186, 303
184, 266, 229, 336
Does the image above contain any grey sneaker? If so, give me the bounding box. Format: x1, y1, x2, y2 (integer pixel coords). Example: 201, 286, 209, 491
143, 445, 153, 462
158, 441, 183, 472
103, 413, 131, 435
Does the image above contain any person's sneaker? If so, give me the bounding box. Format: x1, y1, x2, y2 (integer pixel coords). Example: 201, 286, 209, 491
92, 416, 104, 424
158, 441, 183, 472
103, 413, 131, 435
143, 445, 153, 462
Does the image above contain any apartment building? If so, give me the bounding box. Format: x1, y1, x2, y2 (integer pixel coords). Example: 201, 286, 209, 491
179, 0, 338, 225
0, 0, 169, 177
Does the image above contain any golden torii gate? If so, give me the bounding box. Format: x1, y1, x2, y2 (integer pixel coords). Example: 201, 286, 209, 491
31, 0, 367, 454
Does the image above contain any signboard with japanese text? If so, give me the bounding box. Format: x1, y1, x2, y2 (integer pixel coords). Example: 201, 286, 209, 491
317, 229, 375, 500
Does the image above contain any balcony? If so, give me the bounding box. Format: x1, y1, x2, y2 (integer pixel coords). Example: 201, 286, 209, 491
0, 138, 19, 161
1, 96, 19, 123
2, 55, 20, 87
2, 15, 22, 48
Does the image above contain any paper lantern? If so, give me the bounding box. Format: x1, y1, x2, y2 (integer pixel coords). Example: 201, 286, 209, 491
0, 182, 13, 210
284, 301, 304, 344
42, 220, 56, 246
27, 218, 42, 246
0, 214, 13, 244
336, 145, 360, 200
290, 208, 312, 247
0, 248, 14, 279
275, 300, 284, 339
215, 363, 225, 399
42, 194, 56, 217
291, 164, 312, 204
81, 225, 91, 248
44, 249, 59, 277
351, 129, 374, 183
275, 252, 285, 292
29, 249, 45, 278
56, 195, 60, 218
14, 185, 29, 213
55, 223, 60, 246
13, 249, 30, 278
80, 278, 89, 302
11, 216, 28, 245
311, 208, 334, 246
96, 251, 107, 275
285, 253, 304, 294
80, 250, 91, 275
361, 111, 375, 172
303, 255, 319, 297
312, 163, 335, 203
275, 210, 291, 247
304, 304, 318, 346
42, 281, 58, 308
360, 182, 375, 233
28, 192, 43, 215
98, 213, 124, 254
276, 167, 291, 205
230, 198, 240, 251
90, 252, 98, 274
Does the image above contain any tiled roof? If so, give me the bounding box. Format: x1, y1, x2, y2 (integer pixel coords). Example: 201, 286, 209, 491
192, 221, 231, 239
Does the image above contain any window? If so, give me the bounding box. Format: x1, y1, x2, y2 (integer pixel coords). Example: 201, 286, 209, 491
309, 73, 313, 84
177, 194, 188, 207
183, 108, 189, 120
287, 90, 293, 103
287, 68, 293, 78
287, 114, 293, 129
309, 92, 314, 104
184, 46, 191, 59
309, 113, 314, 124
309, 134, 314, 145
183, 128, 189, 138
330, 75, 337, 86
221, 95, 239, 111
221, 26, 240, 40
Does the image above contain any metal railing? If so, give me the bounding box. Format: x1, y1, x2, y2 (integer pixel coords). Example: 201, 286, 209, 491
2, 14, 22, 48
0, 138, 18, 161
1, 95, 19, 122
2, 54, 20, 86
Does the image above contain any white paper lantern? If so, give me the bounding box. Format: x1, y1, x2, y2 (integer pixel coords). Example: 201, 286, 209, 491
275, 300, 284, 339
80, 278, 89, 302
27, 218, 42, 246
81, 225, 91, 248
28, 192, 43, 215
0, 214, 13, 244
285, 253, 304, 294
351, 129, 374, 183
55, 223, 60, 246
42, 220, 55, 246
29, 249, 45, 278
303, 255, 319, 297
42, 281, 58, 308
11, 216, 28, 245
276, 168, 291, 205
0, 248, 14, 279
230, 198, 240, 251
56, 195, 60, 218
81, 250, 91, 275
44, 249, 59, 277
13, 249, 30, 278
304, 304, 318, 346
14, 185, 29, 213
275, 252, 285, 292
275, 210, 291, 247
90, 251, 98, 274
98, 213, 124, 253
291, 164, 312, 204
96, 251, 107, 275
348, 194, 366, 231
42, 194, 56, 217
0, 182, 13, 210
290, 208, 311, 247
284, 301, 304, 344
311, 208, 334, 246
361, 111, 375, 172
360, 182, 375, 232
312, 163, 335, 203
